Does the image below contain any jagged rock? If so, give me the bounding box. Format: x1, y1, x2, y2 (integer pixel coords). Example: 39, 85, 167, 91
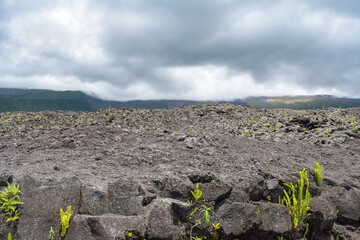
16, 175, 81, 240
145, 198, 189, 240
0, 173, 13, 187
217, 202, 292, 239
308, 195, 337, 240
80, 185, 108, 215
153, 176, 192, 201
326, 186, 360, 225
65, 214, 146, 240
332, 223, 360, 240
197, 181, 232, 204
107, 177, 145, 216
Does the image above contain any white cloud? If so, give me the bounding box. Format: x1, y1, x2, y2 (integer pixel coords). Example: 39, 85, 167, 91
0, 0, 360, 100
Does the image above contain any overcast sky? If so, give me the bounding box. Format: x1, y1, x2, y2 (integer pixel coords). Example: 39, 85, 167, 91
0, 0, 359, 101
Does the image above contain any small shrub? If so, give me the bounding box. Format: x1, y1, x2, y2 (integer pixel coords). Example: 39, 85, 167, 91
280, 169, 311, 229
0, 182, 24, 222
60, 205, 72, 237
314, 162, 324, 187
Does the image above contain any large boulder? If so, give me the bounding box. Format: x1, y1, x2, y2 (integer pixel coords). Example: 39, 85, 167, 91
217, 202, 292, 239
107, 177, 146, 216
65, 214, 146, 240
16, 175, 81, 240
145, 198, 191, 240
308, 195, 337, 240
326, 186, 360, 225
80, 185, 108, 215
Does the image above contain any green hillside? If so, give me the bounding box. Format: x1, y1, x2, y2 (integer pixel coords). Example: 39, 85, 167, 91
0, 88, 211, 112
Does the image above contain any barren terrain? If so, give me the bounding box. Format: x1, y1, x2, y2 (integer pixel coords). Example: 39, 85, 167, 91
0, 104, 359, 240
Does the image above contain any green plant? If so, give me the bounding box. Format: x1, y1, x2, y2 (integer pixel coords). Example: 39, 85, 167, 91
277, 237, 283, 240
266, 195, 271, 201
324, 130, 331, 138
201, 205, 213, 224
335, 233, 342, 240
8, 233, 11, 240
191, 183, 202, 202
242, 130, 250, 137
49, 226, 55, 240
192, 236, 204, 240
280, 169, 311, 229
255, 207, 260, 216
314, 162, 324, 187
303, 223, 309, 240
0, 182, 24, 222
60, 205, 72, 237
189, 208, 197, 220
212, 222, 220, 231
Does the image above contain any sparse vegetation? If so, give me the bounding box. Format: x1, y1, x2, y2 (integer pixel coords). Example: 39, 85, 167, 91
314, 162, 324, 187
49, 226, 55, 240
0, 183, 24, 222
280, 169, 311, 229
191, 183, 202, 202
60, 205, 72, 237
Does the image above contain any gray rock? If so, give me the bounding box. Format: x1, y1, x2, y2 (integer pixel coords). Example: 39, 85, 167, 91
308, 195, 337, 239
65, 214, 146, 240
17, 175, 81, 240
332, 223, 360, 240
80, 185, 108, 215
107, 177, 145, 216
0, 173, 13, 187
217, 202, 292, 239
145, 198, 188, 240
153, 176, 192, 201
326, 186, 360, 225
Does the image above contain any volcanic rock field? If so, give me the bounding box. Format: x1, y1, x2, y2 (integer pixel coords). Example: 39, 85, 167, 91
0, 104, 360, 240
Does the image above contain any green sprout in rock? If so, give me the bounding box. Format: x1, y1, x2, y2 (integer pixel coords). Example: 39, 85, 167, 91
191, 183, 202, 202
324, 130, 331, 138
8, 233, 11, 240
280, 169, 311, 229
0, 182, 24, 222
303, 223, 309, 240
266, 195, 271, 201
49, 226, 55, 240
60, 205, 72, 237
255, 207, 260, 216
242, 130, 250, 137
314, 162, 324, 187
277, 236, 283, 240
212, 222, 220, 231
201, 205, 213, 224
189, 208, 197, 220
192, 236, 205, 240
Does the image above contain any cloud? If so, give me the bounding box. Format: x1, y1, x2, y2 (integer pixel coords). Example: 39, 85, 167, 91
0, 0, 360, 100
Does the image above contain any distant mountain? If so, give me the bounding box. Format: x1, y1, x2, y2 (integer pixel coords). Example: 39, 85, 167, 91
0, 88, 360, 112
0, 88, 212, 112
245, 95, 360, 109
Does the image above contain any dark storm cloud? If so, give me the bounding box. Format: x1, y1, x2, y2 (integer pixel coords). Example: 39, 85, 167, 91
0, 0, 359, 100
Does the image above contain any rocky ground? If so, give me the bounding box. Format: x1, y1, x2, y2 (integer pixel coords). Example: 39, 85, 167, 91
0, 104, 359, 240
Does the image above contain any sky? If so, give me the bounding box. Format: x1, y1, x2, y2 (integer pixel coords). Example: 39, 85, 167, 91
0, 0, 360, 101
